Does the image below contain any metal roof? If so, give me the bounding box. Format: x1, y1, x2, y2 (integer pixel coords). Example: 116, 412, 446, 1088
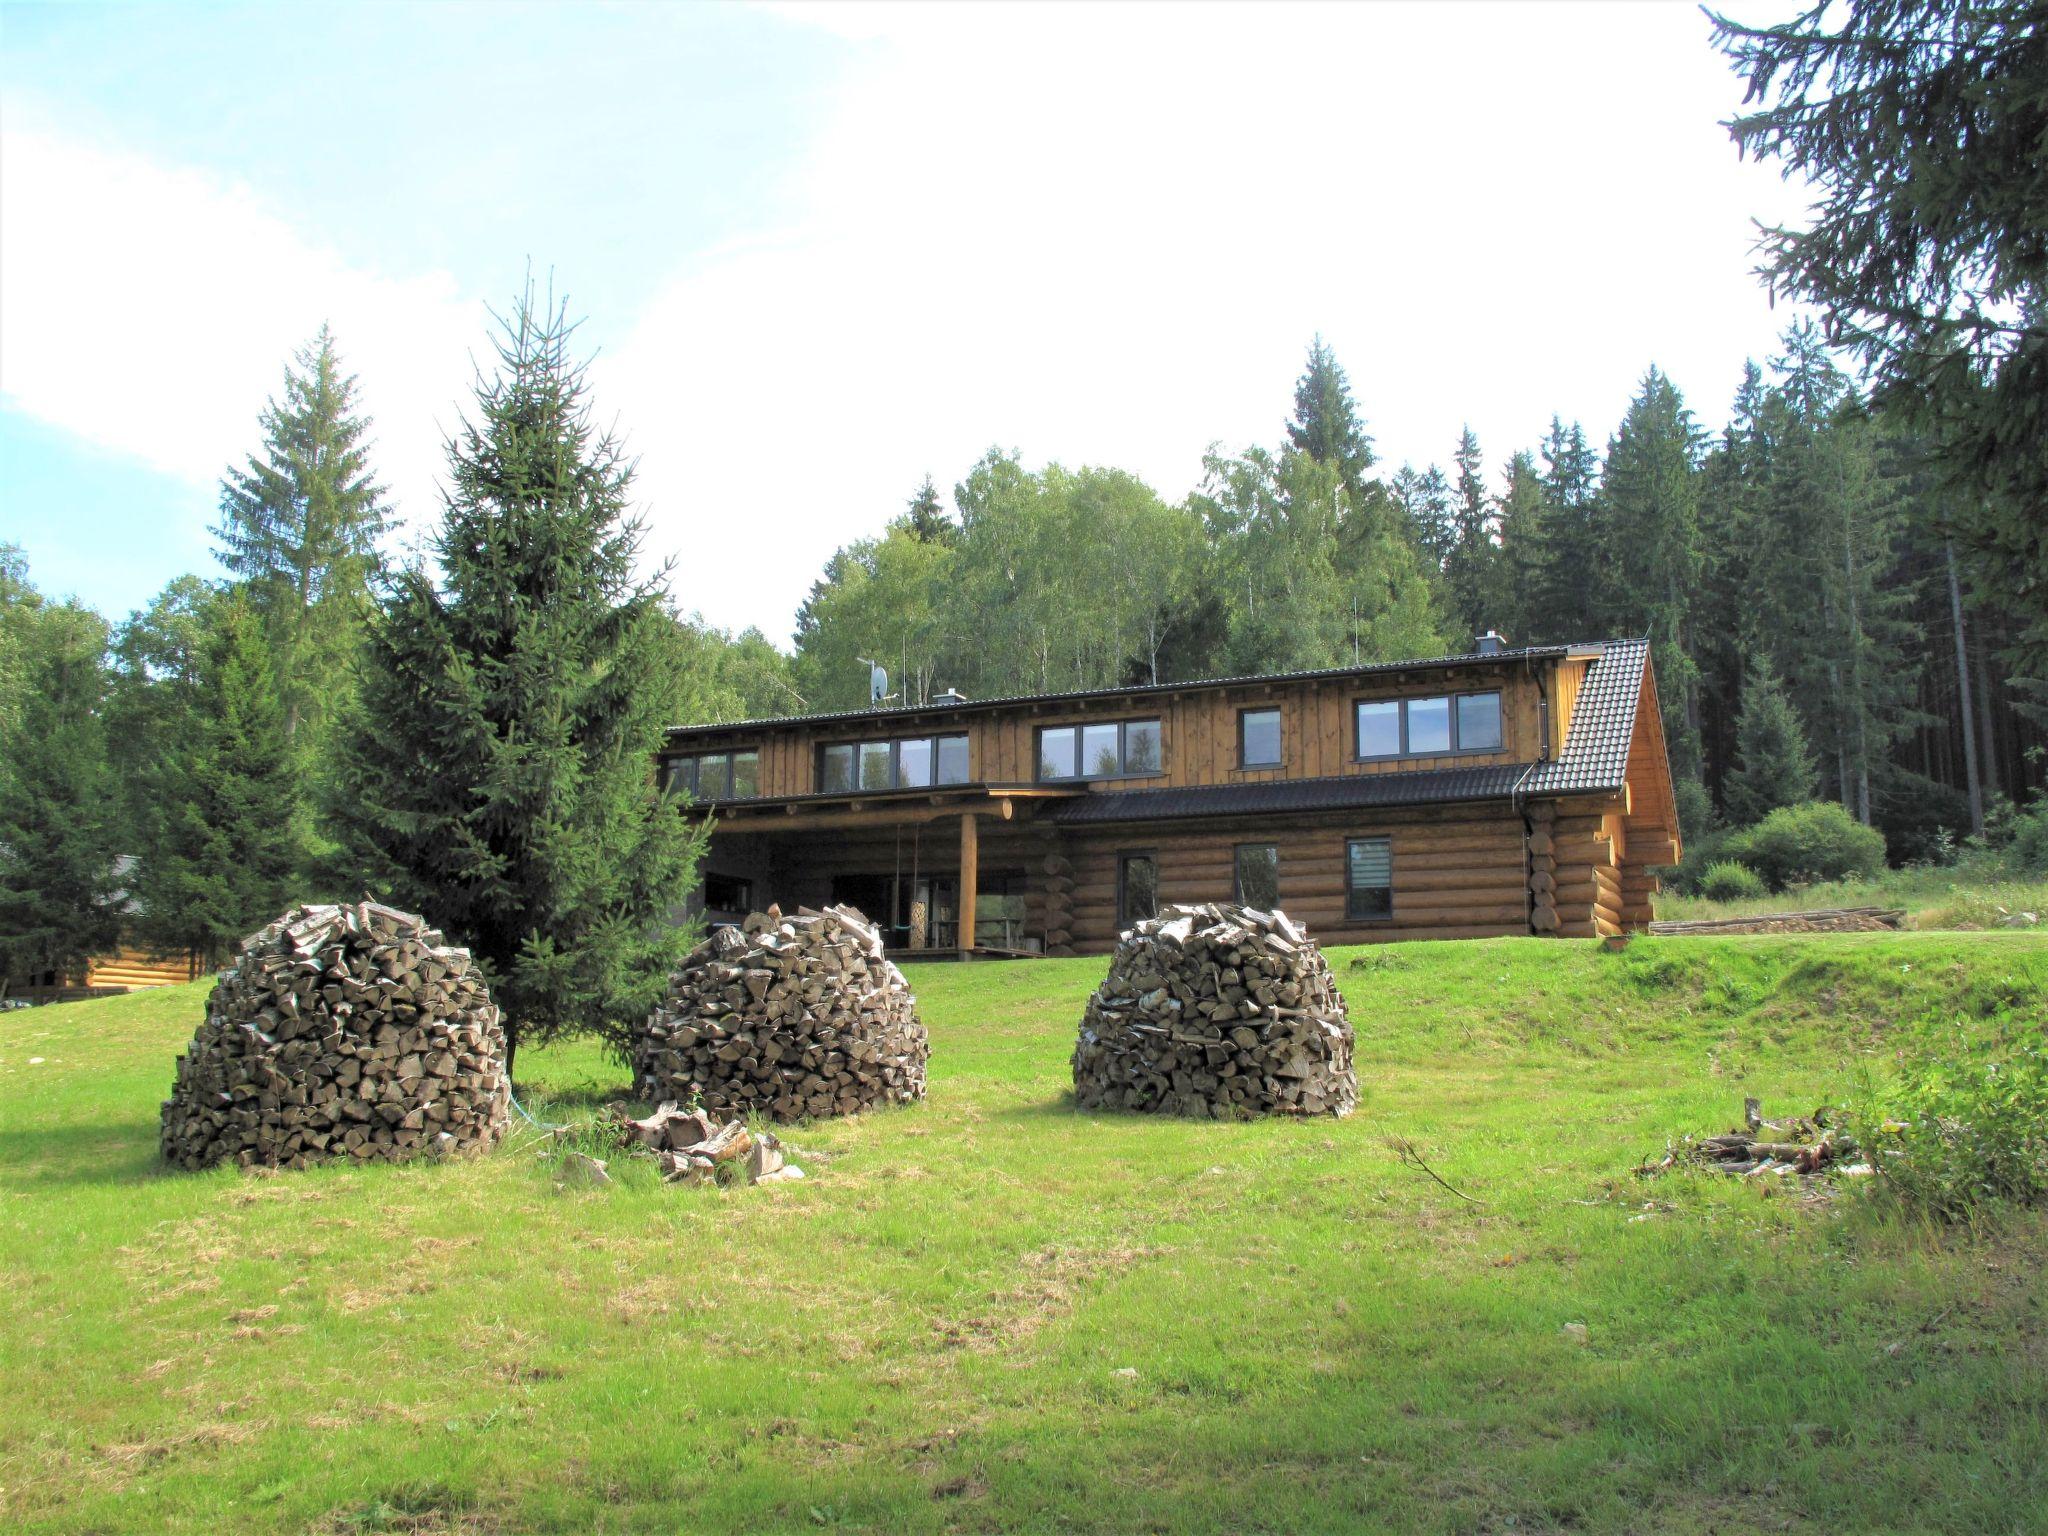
664, 641, 1580, 739
1045, 763, 1536, 825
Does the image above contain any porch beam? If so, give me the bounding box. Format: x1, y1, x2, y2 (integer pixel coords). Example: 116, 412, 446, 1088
958, 810, 978, 960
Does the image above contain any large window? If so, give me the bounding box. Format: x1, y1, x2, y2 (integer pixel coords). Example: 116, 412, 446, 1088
669, 750, 760, 800
1234, 843, 1279, 910
1038, 718, 1163, 782
1240, 708, 1281, 768
1354, 690, 1504, 759
1118, 851, 1159, 928
820, 734, 969, 794
1345, 837, 1393, 922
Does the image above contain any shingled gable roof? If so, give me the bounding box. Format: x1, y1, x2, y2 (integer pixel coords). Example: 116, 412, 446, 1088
1044, 638, 1655, 827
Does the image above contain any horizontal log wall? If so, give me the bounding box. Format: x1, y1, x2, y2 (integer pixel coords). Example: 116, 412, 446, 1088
670, 659, 1552, 799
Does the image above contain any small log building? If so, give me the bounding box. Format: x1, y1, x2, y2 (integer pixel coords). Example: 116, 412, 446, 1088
663, 635, 1681, 956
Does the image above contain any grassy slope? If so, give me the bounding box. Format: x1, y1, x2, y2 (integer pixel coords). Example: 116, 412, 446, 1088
2, 934, 2045, 1536
1657, 863, 2048, 929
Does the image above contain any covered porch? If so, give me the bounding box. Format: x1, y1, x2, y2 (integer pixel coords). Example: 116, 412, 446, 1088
688, 786, 1071, 959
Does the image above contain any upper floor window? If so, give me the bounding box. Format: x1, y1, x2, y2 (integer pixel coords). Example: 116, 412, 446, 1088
1038, 718, 1162, 782
670, 750, 760, 800
1239, 708, 1281, 768
820, 733, 970, 793
1354, 690, 1503, 760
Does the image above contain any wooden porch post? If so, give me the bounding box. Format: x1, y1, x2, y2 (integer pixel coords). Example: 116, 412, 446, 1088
958, 811, 978, 960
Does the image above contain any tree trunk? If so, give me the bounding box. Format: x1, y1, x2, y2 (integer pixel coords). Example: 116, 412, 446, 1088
1945, 539, 1985, 837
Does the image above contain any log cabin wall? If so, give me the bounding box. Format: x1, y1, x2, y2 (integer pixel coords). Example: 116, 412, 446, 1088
666, 659, 1549, 797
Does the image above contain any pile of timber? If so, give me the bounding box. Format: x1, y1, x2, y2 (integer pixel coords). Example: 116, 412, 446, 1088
1635, 1098, 1869, 1181
1649, 907, 1908, 936
632, 904, 928, 1122
1072, 903, 1356, 1118
160, 901, 510, 1170
614, 1101, 806, 1186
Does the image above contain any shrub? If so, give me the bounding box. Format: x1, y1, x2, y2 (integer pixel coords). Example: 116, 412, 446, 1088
1857, 1035, 2048, 1222
1723, 801, 1887, 891
1666, 827, 1730, 895
1697, 861, 1767, 903
2010, 797, 2048, 875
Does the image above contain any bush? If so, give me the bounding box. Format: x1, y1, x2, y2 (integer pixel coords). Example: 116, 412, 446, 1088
1723, 801, 1887, 891
1857, 1034, 2048, 1222
1666, 827, 1730, 895
2010, 797, 2048, 876
1697, 861, 1767, 903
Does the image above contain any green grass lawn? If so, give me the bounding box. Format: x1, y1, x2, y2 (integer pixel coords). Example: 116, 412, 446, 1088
3, 933, 2045, 1535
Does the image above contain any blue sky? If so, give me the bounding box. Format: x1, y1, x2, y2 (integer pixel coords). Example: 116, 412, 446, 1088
1, 1, 1812, 641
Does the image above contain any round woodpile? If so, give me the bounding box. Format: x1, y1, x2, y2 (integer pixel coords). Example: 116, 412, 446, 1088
632, 904, 928, 1122
1072, 902, 1356, 1118
160, 901, 511, 1170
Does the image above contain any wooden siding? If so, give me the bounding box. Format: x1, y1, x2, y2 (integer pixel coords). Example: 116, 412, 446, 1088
670, 659, 1552, 800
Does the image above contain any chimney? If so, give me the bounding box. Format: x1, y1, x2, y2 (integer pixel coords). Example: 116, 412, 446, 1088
934, 688, 969, 706
1475, 629, 1507, 656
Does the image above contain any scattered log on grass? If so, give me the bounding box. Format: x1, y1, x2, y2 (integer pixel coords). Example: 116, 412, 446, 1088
632, 904, 928, 1122
615, 1100, 806, 1186
160, 900, 510, 1170
1072, 903, 1356, 1119
1635, 1099, 1868, 1181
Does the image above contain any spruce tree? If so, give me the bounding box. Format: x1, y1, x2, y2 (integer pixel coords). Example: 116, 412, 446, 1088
1724, 661, 1819, 826
331, 286, 708, 1073
132, 590, 302, 965
215, 325, 389, 753
1594, 366, 1707, 790
1534, 417, 1599, 637
1441, 428, 1497, 639
902, 476, 957, 545
1491, 451, 1550, 645
1286, 335, 1376, 497
0, 594, 123, 986
1392, 464, 1457, 572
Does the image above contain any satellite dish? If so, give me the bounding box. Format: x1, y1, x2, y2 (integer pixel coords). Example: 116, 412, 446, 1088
857, 657, 890, 704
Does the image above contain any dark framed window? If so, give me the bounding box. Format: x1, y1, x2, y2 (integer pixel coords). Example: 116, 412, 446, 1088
1117, 851, 1159, 928
668, 750, 760, 800
1239, 708, 1282, 768
1457, 692, 1504, 751
819, 733, 970, 794
1234, 843, 1279, 910
821, 743, 855, 792
1037, 718, 1164, 782
1353, 690, 1504, 760
702, 872, 753, 911
1345, 837, 1393, 922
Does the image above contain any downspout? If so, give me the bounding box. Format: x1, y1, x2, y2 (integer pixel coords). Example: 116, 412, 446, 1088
1512, 657, 1553, 935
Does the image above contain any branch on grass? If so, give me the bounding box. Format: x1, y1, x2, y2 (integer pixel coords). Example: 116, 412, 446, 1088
1385, 1135, 1483, 1206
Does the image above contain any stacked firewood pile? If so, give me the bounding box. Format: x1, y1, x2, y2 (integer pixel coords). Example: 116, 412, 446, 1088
1636, 1098, 1869, 1181
1072, 903, 1356, 1118
160, 901, 511, 1170
1649, 908, 1907, 936
614, 1101, 806, 1185
632, 904, 928, 1122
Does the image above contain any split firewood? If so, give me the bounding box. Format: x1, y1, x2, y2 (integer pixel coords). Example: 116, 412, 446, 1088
632, 904, 929, 1122
159, 901, 511, 1171
1072, 903, 1356, 1119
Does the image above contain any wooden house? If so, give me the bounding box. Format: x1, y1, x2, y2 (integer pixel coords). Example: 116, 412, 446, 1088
662, 635, 1681, 956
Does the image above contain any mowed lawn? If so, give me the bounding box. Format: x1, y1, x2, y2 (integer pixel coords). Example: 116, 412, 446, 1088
2, 935, 2045, 1535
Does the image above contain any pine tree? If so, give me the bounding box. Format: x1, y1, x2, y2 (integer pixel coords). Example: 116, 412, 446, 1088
1285, 335, 1376, 497
133, 589, 302, 963
1441, 428, 1497, 639
331, 286, 708, 1073
215, 325, 389, 753
1594, 367, 1706, 790
1392, 464, 1457, 572
0, 593, 123, 986
1533, 417, 1599, 637
1723, 661, 1819, 826
1491, 451, 1550, 646
902, 476, 957, 545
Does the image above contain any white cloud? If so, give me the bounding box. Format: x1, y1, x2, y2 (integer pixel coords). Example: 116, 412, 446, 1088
0, 100, 476, 540
613, 0, 1818, 641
